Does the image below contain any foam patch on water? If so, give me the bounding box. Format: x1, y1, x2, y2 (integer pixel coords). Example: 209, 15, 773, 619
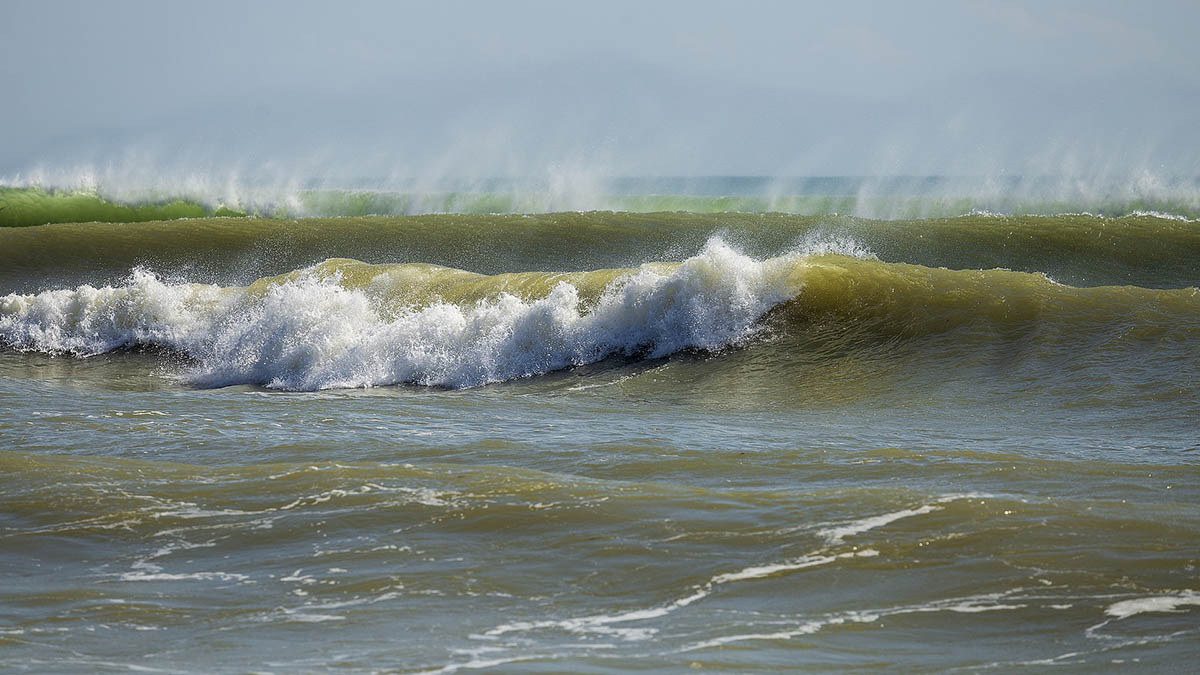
680, 590, 1028, 652
1105, 591, 1200, 619
484, 547, 879, 642
817, 506, 940, 544
710, 549, 878, 584
0, 238, 802, 390
815, 494, 983, 544
119, 570, 250, 583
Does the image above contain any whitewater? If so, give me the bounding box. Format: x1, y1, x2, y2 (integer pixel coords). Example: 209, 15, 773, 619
1, 239, 806, 389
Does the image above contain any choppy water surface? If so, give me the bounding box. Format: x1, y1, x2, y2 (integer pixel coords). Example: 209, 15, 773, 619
1, 208, 1198, 672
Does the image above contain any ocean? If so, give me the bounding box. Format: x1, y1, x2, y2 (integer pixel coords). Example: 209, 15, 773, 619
1, 178, 1198, 672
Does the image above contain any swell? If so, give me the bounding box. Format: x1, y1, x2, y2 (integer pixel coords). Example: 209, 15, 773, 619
4, 449, 1196, 529
2, 240, 1196, 391
1, 212, 1197, 293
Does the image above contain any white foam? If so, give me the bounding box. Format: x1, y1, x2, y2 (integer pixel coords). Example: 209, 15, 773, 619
485, 587, 708, 640
711, 549, 878, 584
680, 590, 1027, 652
0, 269, 233, 356
279, 611, 345, 623
1105, 591, 1200, 619
119, 570, 249, 582
816, 494, 987, 545
818, 506, 940, 544
0, 238, 804, 390
486, 547, 879, 641
681, 621, 832, 651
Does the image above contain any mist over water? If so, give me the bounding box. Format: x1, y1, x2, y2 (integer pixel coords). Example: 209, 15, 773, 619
4, 3, 1199, 219
5, 62, 1197, 222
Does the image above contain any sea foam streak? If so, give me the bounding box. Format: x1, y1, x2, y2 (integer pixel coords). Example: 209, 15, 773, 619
0, 238, 803, 390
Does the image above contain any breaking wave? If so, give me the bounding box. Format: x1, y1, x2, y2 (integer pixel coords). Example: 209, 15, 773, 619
3, 236, 1196, 391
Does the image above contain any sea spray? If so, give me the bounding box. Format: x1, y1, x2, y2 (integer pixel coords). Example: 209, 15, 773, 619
6, 173, 1200, 227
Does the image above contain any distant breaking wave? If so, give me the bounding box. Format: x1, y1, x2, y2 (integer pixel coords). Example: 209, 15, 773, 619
3, 172, 1200, 227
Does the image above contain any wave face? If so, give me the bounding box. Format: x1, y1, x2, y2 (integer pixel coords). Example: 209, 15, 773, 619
4, 173, 1200, 227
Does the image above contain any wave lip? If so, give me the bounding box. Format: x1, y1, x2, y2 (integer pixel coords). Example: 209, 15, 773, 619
0, 238, 803, 390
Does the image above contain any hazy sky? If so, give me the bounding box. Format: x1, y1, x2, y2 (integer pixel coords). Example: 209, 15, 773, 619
2, 0, 1198, 178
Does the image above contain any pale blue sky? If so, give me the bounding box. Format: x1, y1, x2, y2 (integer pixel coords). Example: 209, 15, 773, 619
2, 0, 1197, 177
